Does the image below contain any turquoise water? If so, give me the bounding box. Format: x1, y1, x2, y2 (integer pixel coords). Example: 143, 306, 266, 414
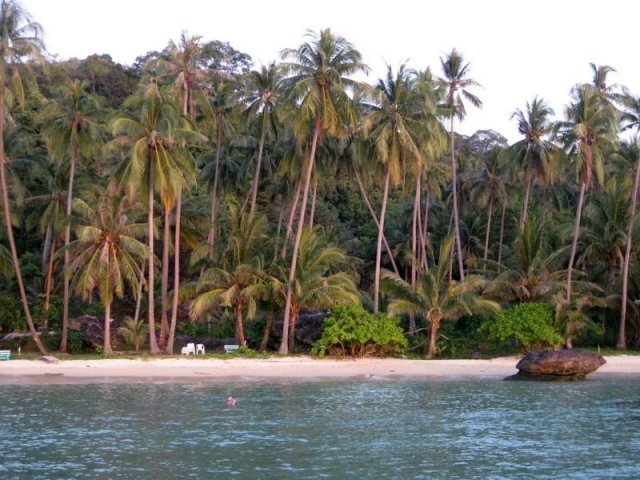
1, 377, 639, 479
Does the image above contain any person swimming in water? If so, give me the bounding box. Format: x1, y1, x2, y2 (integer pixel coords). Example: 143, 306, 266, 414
226, 396, 236, 407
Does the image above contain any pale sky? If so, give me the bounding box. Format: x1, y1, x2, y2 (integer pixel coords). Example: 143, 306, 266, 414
25, 0, 640, 142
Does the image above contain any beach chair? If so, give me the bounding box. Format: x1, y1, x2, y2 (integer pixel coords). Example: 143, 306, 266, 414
224, 345, 239, 354
196, 344, 205, 355
0, 350, 10, 360
181, 343, 196, 355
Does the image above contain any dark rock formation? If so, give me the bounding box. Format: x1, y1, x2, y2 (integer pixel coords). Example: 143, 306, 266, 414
508, 349, 606, 381
69, 315, 119, 348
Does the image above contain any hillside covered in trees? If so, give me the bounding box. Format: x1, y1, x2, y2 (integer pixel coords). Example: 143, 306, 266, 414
1, 0, 639, 358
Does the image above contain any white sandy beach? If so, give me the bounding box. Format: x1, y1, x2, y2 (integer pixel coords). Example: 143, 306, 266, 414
1, 355, 639, 383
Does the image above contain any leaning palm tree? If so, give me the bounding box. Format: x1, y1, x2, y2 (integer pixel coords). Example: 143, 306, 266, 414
41, 78, 102, 353
0, 0, 47, 353
509, 96, 558, 230
277, 28, 366, 353
439, 49, 482, 280
382, 235, 499, 359
615, 96, 640, 348
560, 85, 617, 305
67, 185, 147, 354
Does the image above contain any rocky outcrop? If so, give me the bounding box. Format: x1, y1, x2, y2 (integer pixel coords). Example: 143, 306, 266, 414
509, 349, 606, 381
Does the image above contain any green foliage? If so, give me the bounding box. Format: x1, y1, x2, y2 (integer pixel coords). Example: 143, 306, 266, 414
312, 304, 407, 357
32, 294, 62, 329
42, 329, 86, 353
479, 303, 562, 351
118, 316, 147, 352
0, 293, 24, 333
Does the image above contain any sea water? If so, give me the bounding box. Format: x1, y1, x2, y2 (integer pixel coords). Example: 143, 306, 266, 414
1, 377, 639, 479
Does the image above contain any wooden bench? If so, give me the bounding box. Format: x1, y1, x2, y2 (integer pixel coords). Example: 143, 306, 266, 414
0, 350, 11, 361
223, 345, 239, 354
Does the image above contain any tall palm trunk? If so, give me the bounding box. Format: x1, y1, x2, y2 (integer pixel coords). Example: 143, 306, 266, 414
42, 222, 52, 269
103, 300, 113, 355
61, 143, 78, 353
133, 262, 146, 324
288, 308, 299, 353
279, 117, 321, 354
259, 310, 274, 352
374, 166, 391, 314
519, 174, 532, 231
167, 184, 183, 354
483, 199, 494, 266
450, 116, 465, 280
426, 316, 441, 359
411, 169, 421, 288
235, 299, 246, 346
44, 239, 56, 310
353, 167, 399, 276
309, 173, 318, 228
208, 127, 223, 252
617, 156, 640, 349
421, 190, 431, 271
147, 162, 160, 353
249, 118, 267, 219
566, 181, 587, 304
0, 91, 47, 355
281, 178, 302, 258
273, 206, 285, 262
159, 207, 171, 348
498, 202, 506, 265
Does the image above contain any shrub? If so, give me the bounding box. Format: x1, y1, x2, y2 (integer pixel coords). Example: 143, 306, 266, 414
478, 303, 562, 351
312, 304, 408, 357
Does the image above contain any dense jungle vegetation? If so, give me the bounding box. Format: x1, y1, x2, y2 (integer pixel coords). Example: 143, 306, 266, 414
1, 0, 639, 358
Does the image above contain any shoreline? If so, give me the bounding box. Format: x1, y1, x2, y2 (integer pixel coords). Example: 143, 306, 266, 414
1, 355, 640, 384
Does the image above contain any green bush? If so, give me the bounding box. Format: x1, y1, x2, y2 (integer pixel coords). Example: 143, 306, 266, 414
312, 304, 408, 357
478, 303, 562, 351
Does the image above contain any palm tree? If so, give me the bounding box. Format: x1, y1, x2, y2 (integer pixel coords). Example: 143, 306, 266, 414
277, 28, 366, 353
67, 184, 147, 354
110, 81, 199, 353
41, 79, 102, 353
243, 62, 282, 219
560, 85, 617, 305
616, 96, 640, 348
0, 0, 47, 353
382, 235, 499, 358
439, 49, 482, 280
509, 96, 557, 230
188, 206, 267, 346
362, 64, 423, 314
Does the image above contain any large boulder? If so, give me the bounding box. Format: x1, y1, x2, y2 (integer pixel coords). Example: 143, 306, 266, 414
509, 349, 606, 381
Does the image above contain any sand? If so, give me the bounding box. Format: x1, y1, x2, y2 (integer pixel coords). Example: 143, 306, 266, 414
0, 354, 639, 384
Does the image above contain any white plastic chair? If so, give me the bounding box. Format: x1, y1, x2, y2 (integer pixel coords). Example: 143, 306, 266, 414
196, 344, 205, 355
184, 343, 196, 355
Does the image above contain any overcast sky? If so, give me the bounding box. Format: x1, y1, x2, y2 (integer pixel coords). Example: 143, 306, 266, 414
26, 0, 640, 142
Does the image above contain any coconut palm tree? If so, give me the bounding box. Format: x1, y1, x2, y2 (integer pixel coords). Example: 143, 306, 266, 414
560, 85, 617, 305
509, 96, 557, 230
67, 184, 147, 354
41, 79, 103, 353
382, 235, 499, 359
277, 28, 366, 353
362, 64, 423, 314
616, 96, 640, 348
439, 49, 482, 280
243, 62, 282, 219
110, 81, 200, 353
0, 0, 47, 353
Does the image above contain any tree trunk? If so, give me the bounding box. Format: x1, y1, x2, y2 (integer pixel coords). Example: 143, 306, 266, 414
426, 316, 440, 359
0, 90, 47, 355
288, 308, 299, 353
519, 175, 532, 232
61, 143, 78, 353
281, 178, 302, 258
134, 262, 146, 324
42, 222, 52, 269
249, 121, 267, 220
308, 173, 318, 228
498, 202, 506, 265
103, 300, 113, 355
259, 310, 274, 352
617, 155, 640, 349
450, 116, 465, 280
566, 181, 587, 303
374, 166, 391, 314
44, 239, 56, 311
409, 169, 421, 334
167, 184, 183, 354
147, 162, 160, 353
483, 199, 494, 267
273, 206, 285, 262
159, 206, 171, 348
353, 167, 399, 276
421, 190, 431, 272
207, 127, 224, 254
279, 117, 321, 354
235, 299, 246, 346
